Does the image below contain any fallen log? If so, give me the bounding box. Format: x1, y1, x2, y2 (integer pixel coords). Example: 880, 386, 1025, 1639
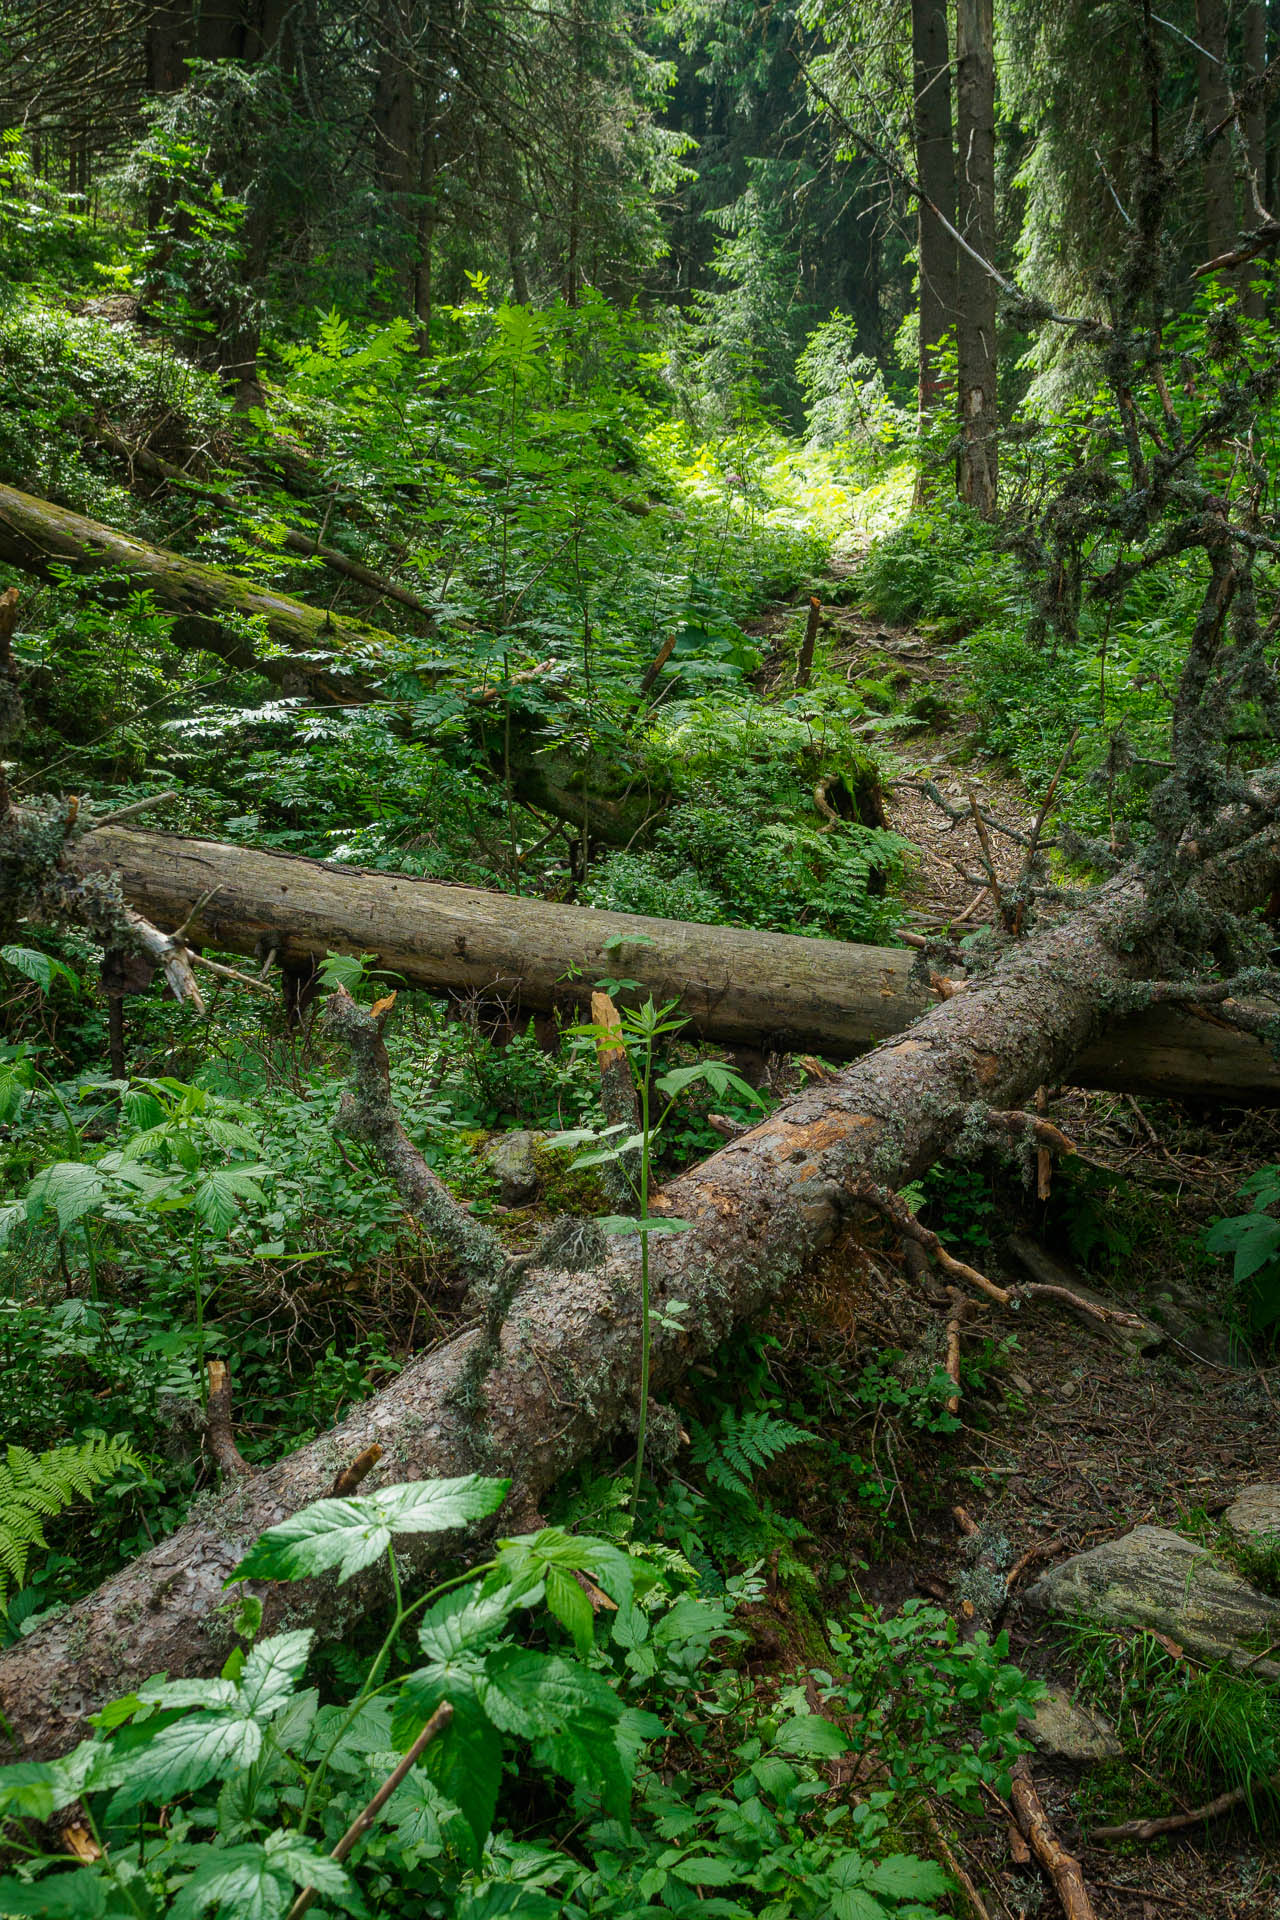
68, 824, 1280, 1099
2, 810, 1278, 1762
0, 479, 387, 696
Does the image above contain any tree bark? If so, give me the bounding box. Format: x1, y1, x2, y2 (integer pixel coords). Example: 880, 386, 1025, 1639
4, 815, 1279, 1762
1243, 0, 1268, 319
66, 826, 1280, 1101
911, 0, 957, 491
954, 0, 998, 516
1196, 0, 1237, 263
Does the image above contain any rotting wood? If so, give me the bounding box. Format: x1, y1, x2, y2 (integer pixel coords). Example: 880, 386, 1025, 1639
63, 826, 1280, 1101
3, 813, 1279, 1761
794, 594, 822, 689
1009, 1758, 1098, 1920
203, 1361, 253, 1479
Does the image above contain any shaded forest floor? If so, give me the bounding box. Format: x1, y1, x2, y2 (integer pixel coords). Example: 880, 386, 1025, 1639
730, 599, 1280, 1917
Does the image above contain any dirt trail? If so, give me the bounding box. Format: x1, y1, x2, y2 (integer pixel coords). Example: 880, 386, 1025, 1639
746, 591, 1280, 1916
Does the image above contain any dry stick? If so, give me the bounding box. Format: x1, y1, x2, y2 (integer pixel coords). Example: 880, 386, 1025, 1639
329, 1444, 384, 1497
794, 595, 822, 690
922, 1802, 994, 1920
90, 791, 178, 830
638, 632, 677, 699
966, 789, 1005, 924
943, 1287, 970, 1414
1009, 1758, 1098, 1920
1092, 1770, 1280, 1844
284, 1702, 453, 1920
187, 951, 278, 997
986, 1109, 1077, 1157
204, 1361, 253, 1479
854, 1180, 1147, 1330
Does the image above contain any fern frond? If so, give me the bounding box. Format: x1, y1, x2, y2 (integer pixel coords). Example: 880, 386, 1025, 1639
691, 1408, 811, 1498
0, 1436, 138, 1600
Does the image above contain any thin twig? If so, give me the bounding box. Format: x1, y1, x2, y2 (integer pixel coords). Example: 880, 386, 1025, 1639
285, 1702, 454, 1920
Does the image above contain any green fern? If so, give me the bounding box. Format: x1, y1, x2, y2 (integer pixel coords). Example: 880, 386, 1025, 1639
690, 1407, 811, 1500
0, 1436, 137, 1601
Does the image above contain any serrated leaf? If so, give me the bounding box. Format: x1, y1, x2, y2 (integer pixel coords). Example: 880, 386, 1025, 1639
0, 1869, 108, 1916
25, 1161, 106, 1234
544, 1563, 595, 1655
383, 1764, 470, 1851
475, 1647, 620, 1740
454, 1888, 560, 1920
669, 1856, 745, 1886
169, 1844, 290, 1920
108, 1710, 263, 1811
231, 1475, 508, 1585
417, 1582, 515, 1662
864, 1853, 951, 1900
830, 1891, 887, 1920
422, 1692, 503, 1861
238, 1629, 314, 1716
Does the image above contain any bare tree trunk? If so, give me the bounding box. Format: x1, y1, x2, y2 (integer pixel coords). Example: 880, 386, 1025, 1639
1244, 0, 1269, 318
955, 0, 998, 516
61, 825, 1280, 1099
1197, 0, 1237, 263
4, 814, 1278, 1761
911, 0, 957, 501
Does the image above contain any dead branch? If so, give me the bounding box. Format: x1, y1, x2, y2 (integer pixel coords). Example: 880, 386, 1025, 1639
943, 1287, 969, 1414
794, 595, 822, 689
1092, 1771, 1278, 1843
285, 1701, 453, 1920
204, 1362, 253, 1479
1010, 1758, 1098, 1920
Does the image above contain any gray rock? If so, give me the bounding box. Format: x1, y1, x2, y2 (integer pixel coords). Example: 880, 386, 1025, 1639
1026, 1525, 1280, 1675
482, 1129, 547, 1206
1021, 1684, 1123, 1763
1224, 1485, 1280, 1542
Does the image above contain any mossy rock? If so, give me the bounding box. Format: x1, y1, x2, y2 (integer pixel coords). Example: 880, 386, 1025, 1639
532, 1139, 608, 1214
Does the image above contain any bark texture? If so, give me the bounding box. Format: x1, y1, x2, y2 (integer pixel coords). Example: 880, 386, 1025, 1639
67, 826, 1280, 1097
954, 0, 998, 516
3, 821, 1279, 1762
911, 0, 957, 445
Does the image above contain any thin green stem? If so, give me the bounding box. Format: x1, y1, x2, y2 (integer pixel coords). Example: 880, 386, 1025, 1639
630, 1032, 654, 1529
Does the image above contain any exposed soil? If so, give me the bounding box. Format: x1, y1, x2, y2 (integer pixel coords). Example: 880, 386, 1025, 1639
741, 600, 1280, 1916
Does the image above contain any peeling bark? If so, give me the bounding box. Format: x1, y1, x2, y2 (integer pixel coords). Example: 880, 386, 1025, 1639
3, 820, 1279, 1761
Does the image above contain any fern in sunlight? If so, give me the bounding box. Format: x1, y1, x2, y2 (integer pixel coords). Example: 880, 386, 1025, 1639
0, 1437, 137, 1601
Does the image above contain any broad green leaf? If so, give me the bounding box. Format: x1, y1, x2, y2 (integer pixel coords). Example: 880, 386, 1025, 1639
24, 1161, 106, 1234
475, 1647, 620, 1740
865, 1853, 951, 1900
238, 1629, 314, 1716
772, 1713, 850, 1758
231, 1475, 508, 1585
829, 1892, 887, 1920
422, 1693, 503, 1861
0, 1760, 62, 1819
109, 1710, 263, 1810
193, 1169, 264, 1237
168, 1840, 328, 1920
1, 946, 79, 995
669, 1856, 746, 1886
544, 1563, 594, 1655
383, 1763, 471, 1852
454, 1889, 560, 1920
417, 1582, 516, 1662
136, 1677, 238, 1713
0, 1869, 108, 1916
596, 1213, 694, 1237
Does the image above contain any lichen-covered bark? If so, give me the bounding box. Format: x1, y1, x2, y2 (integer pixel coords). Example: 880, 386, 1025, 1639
3, 822, 1277, 1762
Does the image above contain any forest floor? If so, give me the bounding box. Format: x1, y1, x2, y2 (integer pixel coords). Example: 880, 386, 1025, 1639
740, 600, 1280, 1918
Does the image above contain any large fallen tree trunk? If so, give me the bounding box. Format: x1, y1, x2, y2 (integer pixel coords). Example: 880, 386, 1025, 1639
0, 480, 386, 697
68, 824, 1280, 1099
2, 811, 1278, 1762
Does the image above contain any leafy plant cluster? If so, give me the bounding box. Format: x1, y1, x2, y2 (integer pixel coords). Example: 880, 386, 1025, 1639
0, 1471, 1039, 1918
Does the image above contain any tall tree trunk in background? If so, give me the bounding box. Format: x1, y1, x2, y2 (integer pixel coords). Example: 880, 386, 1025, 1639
1196, 0, 1236, 263
1243, 0, 1268, 319
373, 0, 420, 314
910, 0, 957, 504
413, 9, 438, 341
955, 0, 998, 517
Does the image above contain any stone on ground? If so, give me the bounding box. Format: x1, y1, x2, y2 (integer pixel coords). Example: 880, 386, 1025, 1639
482, 1129, 547, 1207
1021, 1684, 1123, 1763
1026, 1525, 1280, 1674
1224, 1485, 1280, 1541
